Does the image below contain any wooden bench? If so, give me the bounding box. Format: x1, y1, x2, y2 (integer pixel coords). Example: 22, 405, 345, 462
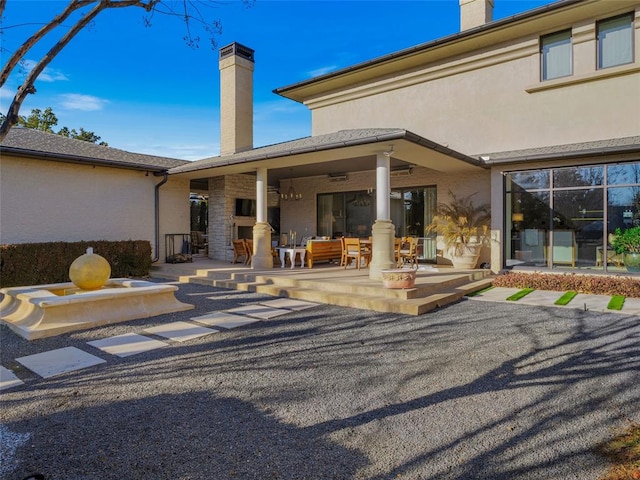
306, 239, 342, 268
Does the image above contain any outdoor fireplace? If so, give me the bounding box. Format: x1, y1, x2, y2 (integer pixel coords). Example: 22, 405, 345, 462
233, 217, 255, 241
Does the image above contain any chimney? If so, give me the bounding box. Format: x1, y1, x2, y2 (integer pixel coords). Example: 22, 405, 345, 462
219, 42, 254, 156
459, 0, 494, 30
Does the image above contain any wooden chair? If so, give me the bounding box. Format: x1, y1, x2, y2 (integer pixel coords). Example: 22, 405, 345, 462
339, 237, 347, 267
394, 238, 403, 266
232, 239, 249, 264
244, 239, 253, 265
191, 231, 208, 254
398, 237, 419, 268
343, 237, 371, 269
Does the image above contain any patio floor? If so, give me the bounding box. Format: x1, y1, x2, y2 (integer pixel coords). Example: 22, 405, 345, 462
150, 256, 493, 315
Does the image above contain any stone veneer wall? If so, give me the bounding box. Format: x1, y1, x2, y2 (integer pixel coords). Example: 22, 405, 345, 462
208, 173, 279, 261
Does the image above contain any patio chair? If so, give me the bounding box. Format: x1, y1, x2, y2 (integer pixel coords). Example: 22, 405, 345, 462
339, 236, 347, 266
190, 231, 208, 254
232, 239, 249, 264
244, 239, 254, 265
398, 237, 419, 268
343, 237, 371, 269
394, 238, 403, 266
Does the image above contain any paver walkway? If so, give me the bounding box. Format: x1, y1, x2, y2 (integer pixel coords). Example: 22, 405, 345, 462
0, 298, 318, 391
469, 286, 640, 314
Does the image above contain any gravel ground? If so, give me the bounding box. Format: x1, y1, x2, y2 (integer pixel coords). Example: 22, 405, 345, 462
1, 279, 639, 480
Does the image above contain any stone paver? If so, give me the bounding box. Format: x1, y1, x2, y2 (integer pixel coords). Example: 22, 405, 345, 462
16, 347, 106, 378
514, 289, 563, 307
87, 333, 168, 358
468, 287, 520, 302
144, 321, 218, 342
260, 298, 318, 310
621, 297, 640, 315
225, 305, 291, 319
191, 311, 260, 329
569, 293, 616, 313
0, 366, 24, 390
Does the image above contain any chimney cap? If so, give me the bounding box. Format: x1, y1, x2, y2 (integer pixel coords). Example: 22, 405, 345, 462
219, 42, 255, 62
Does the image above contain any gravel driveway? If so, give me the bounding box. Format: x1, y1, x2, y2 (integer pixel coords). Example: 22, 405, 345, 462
1, 280, 639, 480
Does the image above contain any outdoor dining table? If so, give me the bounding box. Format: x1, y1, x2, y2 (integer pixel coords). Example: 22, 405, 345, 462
277, 246, 307, 269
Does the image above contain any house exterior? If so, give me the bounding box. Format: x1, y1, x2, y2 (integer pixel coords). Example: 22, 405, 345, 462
0, 127, 191, 263
171, 0, 640, 278
3, 0, 638, 279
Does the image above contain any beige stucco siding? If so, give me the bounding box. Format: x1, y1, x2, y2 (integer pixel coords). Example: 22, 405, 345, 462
310, 22, 640, 155
0, 154, 189, 262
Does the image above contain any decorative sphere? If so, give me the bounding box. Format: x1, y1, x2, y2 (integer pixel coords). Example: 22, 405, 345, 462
69, 247, 111, 290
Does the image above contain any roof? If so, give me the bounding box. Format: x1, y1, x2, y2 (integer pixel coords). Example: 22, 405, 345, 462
480, 136, 640, 165
274, 0, 597, 103
0, 126, 188, 172
168, 128, 486, 177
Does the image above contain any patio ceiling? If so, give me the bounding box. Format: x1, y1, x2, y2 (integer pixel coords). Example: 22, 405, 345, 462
169, 128, 487, 187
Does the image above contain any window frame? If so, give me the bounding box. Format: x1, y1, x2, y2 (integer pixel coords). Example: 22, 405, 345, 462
597, 12, 634, 70
540, 29, 573, 81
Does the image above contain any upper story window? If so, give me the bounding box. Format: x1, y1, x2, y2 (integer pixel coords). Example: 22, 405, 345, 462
541, 29, 573, 81
597, 12, 634, 69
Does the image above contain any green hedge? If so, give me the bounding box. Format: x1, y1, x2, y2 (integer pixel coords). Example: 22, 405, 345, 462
0, 240, 152, 288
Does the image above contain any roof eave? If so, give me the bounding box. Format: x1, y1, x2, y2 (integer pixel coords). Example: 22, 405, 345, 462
273, 0, 586, 103
1, 146, 169, 173
482, 144, 640, 166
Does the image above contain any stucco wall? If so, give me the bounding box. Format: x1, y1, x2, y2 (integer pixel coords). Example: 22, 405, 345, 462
0, 154, 190, 263
310, 7, 640, 155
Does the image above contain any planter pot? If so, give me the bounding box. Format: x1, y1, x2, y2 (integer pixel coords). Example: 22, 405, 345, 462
381, 269, 417, 289
623, 252, 640, 272
451, 253, 481, 269
451, 244, 482, 269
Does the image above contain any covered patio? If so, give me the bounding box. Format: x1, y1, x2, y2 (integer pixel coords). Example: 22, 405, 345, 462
169, 128, 489, 281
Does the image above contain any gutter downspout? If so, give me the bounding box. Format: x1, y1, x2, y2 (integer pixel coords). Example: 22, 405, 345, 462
152, 172, 169, 262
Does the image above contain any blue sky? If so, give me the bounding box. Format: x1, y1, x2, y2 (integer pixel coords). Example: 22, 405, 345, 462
2, 0, 553, 160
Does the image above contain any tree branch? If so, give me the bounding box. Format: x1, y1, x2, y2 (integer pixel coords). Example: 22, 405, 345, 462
0, 0, 222, 142
0, 0, 93, 88
0, 1, 156, 142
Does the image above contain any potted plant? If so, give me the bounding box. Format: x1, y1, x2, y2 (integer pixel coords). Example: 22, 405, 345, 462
425, 190, 490, 269
611, 226, 640, 272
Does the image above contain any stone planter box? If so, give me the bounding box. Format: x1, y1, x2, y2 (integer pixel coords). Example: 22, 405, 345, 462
381, 269, 417, 289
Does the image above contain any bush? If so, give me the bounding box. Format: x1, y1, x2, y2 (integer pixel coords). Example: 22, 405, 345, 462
0, 240, 152, 288
492, 271, 640, 298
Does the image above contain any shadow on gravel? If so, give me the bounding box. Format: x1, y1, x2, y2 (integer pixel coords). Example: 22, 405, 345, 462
5, 392, 367, 480
2, 283, 640, 479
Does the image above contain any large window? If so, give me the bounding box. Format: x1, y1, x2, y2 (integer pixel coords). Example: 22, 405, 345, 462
541, 29, 572, 80
598, 13, 634, 70
317, 190, 375, 238
505, 162, 640, 272
316, 186, 437, 261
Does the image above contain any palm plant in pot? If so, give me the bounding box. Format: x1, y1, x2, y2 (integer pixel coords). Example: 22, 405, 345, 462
425, 190, 490, 269
611, 226, 640, 272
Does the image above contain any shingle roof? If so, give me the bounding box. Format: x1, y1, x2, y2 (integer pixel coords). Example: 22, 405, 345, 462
169, 128, 483, 174
479, 136, 640, 165
0, 126, 188, 171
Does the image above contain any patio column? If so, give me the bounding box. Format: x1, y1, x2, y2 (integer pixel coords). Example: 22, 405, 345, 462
252, 166, 273, 269
369, 151, 396, 280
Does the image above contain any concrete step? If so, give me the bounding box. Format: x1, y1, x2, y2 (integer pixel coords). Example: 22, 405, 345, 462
151, 262, 494, 315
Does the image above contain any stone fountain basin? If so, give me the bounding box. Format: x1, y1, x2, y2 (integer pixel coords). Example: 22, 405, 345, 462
0, 279, 194, 340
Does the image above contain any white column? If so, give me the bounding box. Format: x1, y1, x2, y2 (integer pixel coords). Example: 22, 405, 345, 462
376, 152, 391, 220
370, 151, 396, 280
256, 167, 267, 223
252, 167, 273, 269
